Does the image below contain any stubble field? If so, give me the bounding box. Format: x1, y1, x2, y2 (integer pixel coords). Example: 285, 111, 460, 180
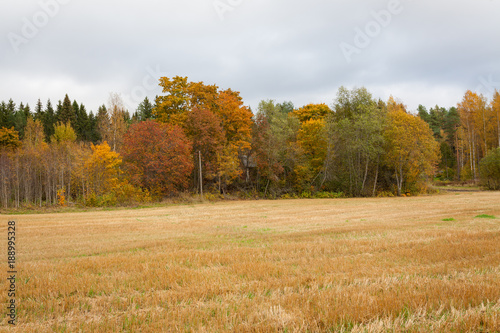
1, 192, 500, 332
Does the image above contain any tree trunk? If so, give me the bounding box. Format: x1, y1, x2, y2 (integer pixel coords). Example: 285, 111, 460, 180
372, 156, 379, 197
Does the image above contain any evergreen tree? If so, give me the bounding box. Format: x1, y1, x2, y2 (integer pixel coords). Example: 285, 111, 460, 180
57, 94, 76, 127
34, 99, 44, 122
96, 104, 109, 143
136, 96, 154, 121
43, 100, 56, 142
24, 103, 32, 120
87, 111, 100, 143
417, 105, 430, 123
0, 101, 7, 127
13, 102, 28, 139
5, 99, 16, 129
77, 103, 90, 141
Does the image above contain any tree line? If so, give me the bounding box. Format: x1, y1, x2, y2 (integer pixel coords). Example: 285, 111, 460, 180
1, 78, 499, 208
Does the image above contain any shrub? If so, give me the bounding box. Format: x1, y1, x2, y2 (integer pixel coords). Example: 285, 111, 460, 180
377, 191, 395, 197
479, 148, 500, 190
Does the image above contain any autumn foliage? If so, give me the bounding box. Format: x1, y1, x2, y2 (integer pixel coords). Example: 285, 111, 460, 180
122, 120, 193, 196
1, 82, 500, 208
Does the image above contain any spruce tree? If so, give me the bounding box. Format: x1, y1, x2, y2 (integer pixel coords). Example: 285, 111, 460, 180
96, 105, 109, 143
13, 102, 27, 139
77, 103, 89, 141
35, 99, 44, 122
5, 99, 16, 129
57, 94, 76, 127
43, 100, 56, 142
87, 111, 100, 143
137, 96, 154, 120
0, 101, 7, 127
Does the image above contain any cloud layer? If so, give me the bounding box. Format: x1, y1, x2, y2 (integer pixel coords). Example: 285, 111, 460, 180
1, 0, 499, 113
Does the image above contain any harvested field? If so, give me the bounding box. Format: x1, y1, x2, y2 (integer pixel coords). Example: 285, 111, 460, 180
1, 192, 500, 332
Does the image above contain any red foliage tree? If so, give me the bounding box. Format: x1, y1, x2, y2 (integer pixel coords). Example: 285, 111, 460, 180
122, 120, 193, 196
185, 107, 225, 181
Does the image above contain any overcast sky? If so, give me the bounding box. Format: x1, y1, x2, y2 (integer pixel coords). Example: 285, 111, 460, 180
1, 0, 499, 114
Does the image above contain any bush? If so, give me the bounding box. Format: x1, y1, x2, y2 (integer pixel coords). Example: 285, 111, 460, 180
479, 148, 500, 190
314, 191, 344, 199
377, 191, 395, 197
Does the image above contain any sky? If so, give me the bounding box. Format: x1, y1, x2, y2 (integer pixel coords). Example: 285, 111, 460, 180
1, 0, 500, 115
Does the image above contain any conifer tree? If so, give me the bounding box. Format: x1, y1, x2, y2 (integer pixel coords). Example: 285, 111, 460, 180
13, 102, 28, 139
43, 100, 56, 142
57, 94, 76, 128
0, 101, 7, 127
34, 99, 44, 122
77, 104, 90, 141
137, 97, 154, 121
96, 104, 110, 143
5, 99, 16, 129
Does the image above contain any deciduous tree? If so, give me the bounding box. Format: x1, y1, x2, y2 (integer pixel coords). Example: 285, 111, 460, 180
384, 97, 440, 195
122, 120, 193, 196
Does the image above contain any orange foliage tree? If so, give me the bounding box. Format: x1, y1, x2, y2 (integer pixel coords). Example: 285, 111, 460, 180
154, 76, 253, 192
122, 120, 193, 196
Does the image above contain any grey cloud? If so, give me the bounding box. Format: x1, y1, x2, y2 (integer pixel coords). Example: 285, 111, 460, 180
1, 0, 499, 113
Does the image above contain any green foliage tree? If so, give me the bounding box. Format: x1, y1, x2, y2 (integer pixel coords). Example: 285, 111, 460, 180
327, 87, 385, 196
252, 100, 299, 195
479, 147, 500, 190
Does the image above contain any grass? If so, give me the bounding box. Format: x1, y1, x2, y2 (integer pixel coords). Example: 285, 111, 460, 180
475, 214, 496, 219
1, 192, 500, 332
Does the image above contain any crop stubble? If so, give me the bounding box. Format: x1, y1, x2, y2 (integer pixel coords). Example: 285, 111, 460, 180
1, 192, 499, 332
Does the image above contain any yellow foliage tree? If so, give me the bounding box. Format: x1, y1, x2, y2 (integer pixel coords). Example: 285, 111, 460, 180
51, 122, 77, 143
85, 142, 122, 196
490, 90, 500, 148
384, 97, 440, 196
294, 118, 327, 190
0, 127, 21, 149
292, 103, 332, 123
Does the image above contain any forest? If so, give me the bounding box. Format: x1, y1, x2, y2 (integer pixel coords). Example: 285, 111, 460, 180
1, 76, 499, 208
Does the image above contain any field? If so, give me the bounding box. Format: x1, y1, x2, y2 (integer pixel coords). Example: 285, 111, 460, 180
1, 192, 500, 332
